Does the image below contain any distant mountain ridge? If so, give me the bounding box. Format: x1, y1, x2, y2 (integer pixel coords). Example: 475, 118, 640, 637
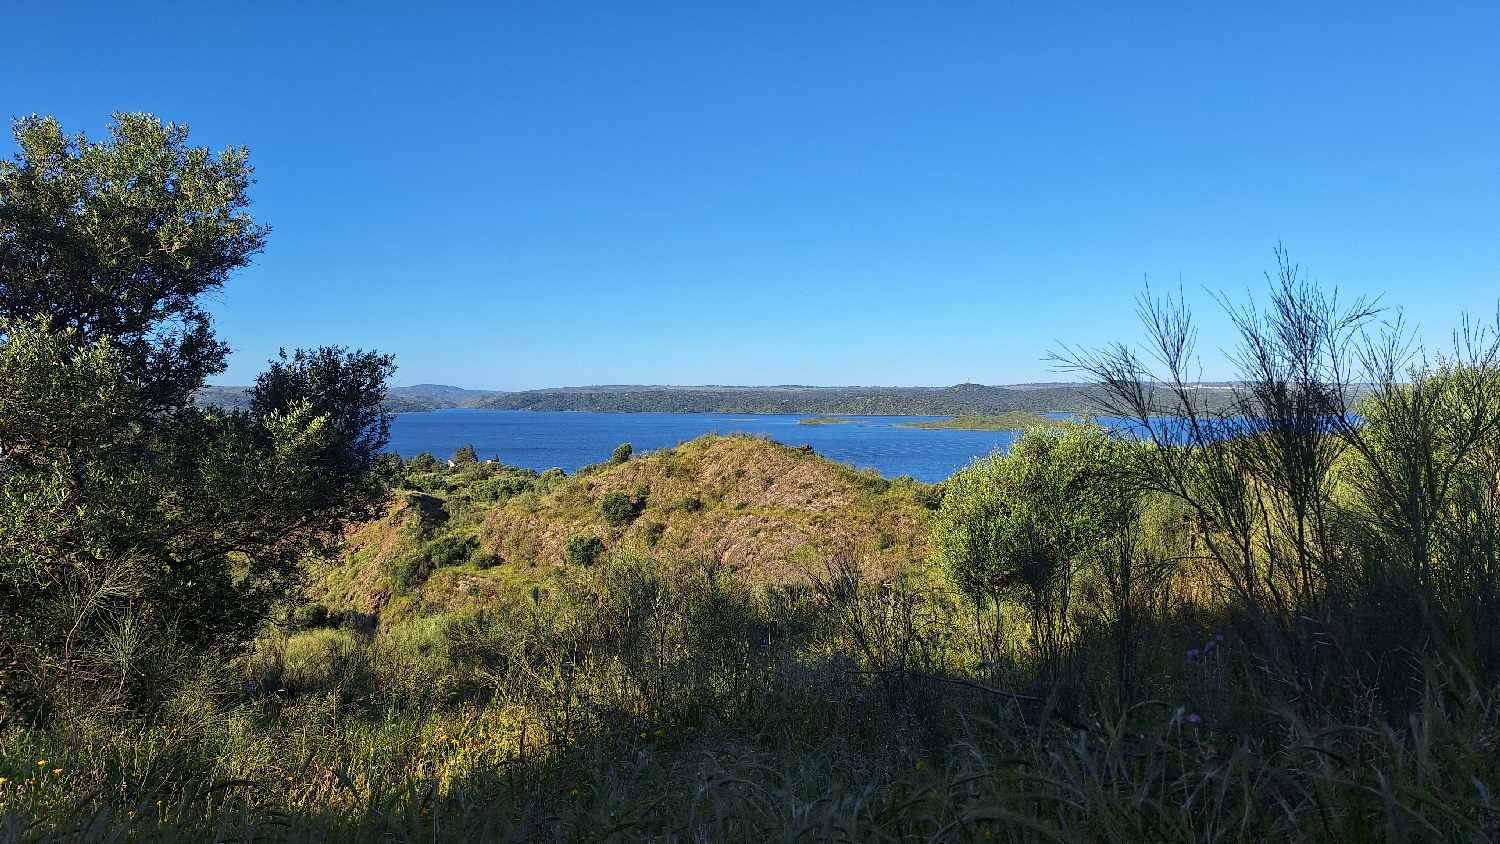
471, 383, 1109, 415
198, 382, 1243, 416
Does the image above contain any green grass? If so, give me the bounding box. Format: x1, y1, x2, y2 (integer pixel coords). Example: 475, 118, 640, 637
6, 543, 1499, 842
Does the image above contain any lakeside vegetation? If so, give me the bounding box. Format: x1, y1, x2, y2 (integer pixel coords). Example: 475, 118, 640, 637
5, 114, 1500, 843
895, 411, 1057, 431
796, 415, 857, 425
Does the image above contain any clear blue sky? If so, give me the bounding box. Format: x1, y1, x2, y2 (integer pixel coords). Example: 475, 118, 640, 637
4, 2, 1497, 389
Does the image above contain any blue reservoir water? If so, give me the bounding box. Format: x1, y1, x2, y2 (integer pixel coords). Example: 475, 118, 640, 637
387, 410, 1027, 483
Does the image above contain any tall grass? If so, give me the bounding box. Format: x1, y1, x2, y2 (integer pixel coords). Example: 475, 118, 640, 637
2, 541, 1498, 842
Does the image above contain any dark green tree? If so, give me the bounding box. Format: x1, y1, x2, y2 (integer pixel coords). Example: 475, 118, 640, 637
407, 452, 440, 472
450, 444, 478, 468
565, 534, 606, 567
600, 487, 647, 526
0, 115, 394, 719
612, 442, 633, 463
0, 113, 267, 412
253, 347, 395, 479
933, 424, 1133, 673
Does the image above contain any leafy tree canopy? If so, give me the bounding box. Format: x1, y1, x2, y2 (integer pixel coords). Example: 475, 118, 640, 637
0, 113, 268, 412
933, 424, 1134, 657
0, 115, 393, 720
407, 452, 440, 472
449, 444, 478, 468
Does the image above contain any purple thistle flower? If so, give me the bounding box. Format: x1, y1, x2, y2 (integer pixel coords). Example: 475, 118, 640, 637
1187, 648, 1200, 663
1215, 634, 1224, 642
1187, 713, 1203, 725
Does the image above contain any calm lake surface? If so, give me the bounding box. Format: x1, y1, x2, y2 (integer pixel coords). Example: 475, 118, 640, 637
388, 409, 1031, 483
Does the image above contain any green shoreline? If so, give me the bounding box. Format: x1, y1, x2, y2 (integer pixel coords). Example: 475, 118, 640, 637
895, 411, 1059, 431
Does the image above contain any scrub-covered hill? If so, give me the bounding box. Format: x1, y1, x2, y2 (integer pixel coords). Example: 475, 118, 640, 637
311, 434, 942, 622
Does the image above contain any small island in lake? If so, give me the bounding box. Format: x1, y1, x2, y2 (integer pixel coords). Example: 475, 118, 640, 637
797, 416, 858, 425
896, 411, 1058, 431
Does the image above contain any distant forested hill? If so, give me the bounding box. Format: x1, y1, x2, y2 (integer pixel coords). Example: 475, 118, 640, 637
473, 383, 1112, 414
193, 385, 252, 409
194, 384, 498, 413
198, 382, 1244, 415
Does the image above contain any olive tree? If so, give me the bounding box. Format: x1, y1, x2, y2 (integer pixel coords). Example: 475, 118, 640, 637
0, 115, 394, 721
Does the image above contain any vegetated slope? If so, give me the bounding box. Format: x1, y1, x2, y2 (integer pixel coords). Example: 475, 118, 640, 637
384, 383, 504, 411
193, 383, 503, 413
192, 385, 252, 409
315, 434, 940, 621
483, 434, 937, 581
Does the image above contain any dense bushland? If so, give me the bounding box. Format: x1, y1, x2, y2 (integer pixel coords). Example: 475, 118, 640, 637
3, 115, 1500, 842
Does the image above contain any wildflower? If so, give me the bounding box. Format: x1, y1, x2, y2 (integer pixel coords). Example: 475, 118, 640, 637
1187, 648, 1200, 663
0, 777, 6, 784
1187, 713, 1203, 725
36, 760, 46, 766
52, 769, 61, 775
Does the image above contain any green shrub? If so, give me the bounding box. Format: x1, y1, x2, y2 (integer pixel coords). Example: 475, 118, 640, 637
466, 472, 538, 503
565, 534, 606, 566
426, 535, 475, 567
612, 442, 633, 463
292, 602, 330, 630
449, 444, 478, 468
600, 489, 646, 526
393, 551, 432, 590
406, 451, 440, 472
537, 467, 568, 492
642, 521, 666, 547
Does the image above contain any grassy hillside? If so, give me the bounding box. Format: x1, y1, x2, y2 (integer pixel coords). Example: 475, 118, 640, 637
312, 434, 941, 622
